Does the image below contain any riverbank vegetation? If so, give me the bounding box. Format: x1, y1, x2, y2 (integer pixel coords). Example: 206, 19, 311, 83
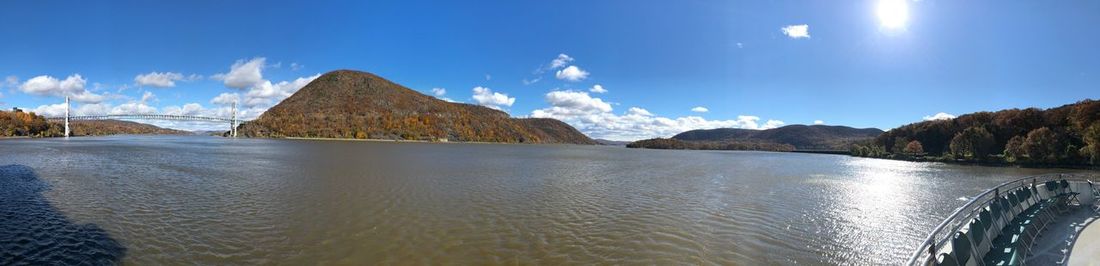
0, 109, 58, 137
850, 100, 1100, 167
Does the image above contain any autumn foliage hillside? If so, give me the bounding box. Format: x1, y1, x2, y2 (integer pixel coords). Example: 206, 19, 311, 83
237, 70, 596, 144
853, 99, 1100, 166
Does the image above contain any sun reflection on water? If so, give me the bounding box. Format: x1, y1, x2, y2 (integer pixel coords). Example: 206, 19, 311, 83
822, 158, 930, 264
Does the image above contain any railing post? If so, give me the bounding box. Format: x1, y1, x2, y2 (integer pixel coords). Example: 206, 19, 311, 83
928, 242, 936, 260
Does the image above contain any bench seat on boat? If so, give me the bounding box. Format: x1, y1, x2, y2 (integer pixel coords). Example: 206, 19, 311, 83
926, 177, 1089, 266
982, 184, 1073, 265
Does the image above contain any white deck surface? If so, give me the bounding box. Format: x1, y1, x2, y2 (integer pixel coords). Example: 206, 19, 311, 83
1068, 207, 1100, 266
1028, 203, 1100, 265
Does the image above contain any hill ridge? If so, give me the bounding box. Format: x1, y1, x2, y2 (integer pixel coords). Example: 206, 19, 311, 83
238, 70, 596, 144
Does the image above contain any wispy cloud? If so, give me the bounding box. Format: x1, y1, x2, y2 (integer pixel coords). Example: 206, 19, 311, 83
134, 72, 198, 88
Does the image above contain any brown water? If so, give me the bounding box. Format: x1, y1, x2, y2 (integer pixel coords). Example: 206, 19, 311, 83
0, 135, 1083, 265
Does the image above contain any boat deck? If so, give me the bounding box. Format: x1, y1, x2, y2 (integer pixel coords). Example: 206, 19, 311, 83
1028, 203, 1100, 266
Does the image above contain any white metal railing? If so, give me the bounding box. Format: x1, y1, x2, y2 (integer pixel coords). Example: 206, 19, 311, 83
906, 173, 1097, 265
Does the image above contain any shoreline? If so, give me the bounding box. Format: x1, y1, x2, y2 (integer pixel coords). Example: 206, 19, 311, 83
276, 136, 601, 146
852, 155, 1100, 170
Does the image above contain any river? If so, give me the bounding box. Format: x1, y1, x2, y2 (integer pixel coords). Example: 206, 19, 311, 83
0, 135, 1085, 265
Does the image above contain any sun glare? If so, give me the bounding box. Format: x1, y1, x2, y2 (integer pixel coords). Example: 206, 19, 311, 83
876, 0, 910, 29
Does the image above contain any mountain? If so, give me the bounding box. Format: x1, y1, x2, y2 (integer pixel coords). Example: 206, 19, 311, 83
237, 70, 596, 144
594, 139, 631, 146
627, 138, 797, 152
670, 125, 884, 150
853, 99, 1100, 166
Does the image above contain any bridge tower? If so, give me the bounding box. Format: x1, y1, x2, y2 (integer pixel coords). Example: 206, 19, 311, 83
231, 101, 238, 138
64, 96, 70, 138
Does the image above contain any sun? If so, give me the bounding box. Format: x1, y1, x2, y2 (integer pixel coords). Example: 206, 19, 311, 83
876, 0, 910, 29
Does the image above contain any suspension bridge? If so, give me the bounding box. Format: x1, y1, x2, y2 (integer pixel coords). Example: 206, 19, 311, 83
44, 97, 246, 137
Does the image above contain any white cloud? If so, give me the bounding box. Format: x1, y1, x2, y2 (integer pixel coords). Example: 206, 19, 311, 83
555, 65, 589, 82
550, 54, 574, 69
430, 88, 453, 101
21, 75, 83, 95
485, 74, 492, 80
627, 107, 652, 116
19, 74, 105, 103
162, 103, 205, 116
923, 112, 957, 121
527, 54, 579, 84
290, 63, 303, 71
70, 91, 106, 104
110, 102, 158, 115
75, 103, 111, 116
589, 84, 607, 94
242, 74, 320, 107
781, 24, 810, 39
134, 72, 185, 88
736, 42, 744, 48
30, 103, 67, 117
691, 106, 709, 113
141, 91, 157, 103
538, 90, 612, 115
215, 57, 266, 89
30, 102, 114, 117
763, 119, 785, 129
211, 57, 319, 108
814, 120, 825, 125
531, 91, 783, 141
471, 86, 515, 110
211, 92, 241, 106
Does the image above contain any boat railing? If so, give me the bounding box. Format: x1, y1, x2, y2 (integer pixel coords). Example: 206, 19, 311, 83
906, 172, 1097, 265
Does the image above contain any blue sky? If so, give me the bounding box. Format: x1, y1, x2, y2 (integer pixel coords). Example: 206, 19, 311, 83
1, 1, 1098, 140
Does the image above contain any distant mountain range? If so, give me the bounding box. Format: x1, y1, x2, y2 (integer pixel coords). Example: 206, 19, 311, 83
674, 125, 884, 150
594, 139, 631, 146
628, 125, 883, 151
237, 70, 596, 144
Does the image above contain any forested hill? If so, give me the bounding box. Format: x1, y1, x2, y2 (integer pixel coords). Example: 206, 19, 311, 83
852, 99, 1100, 166
671, 125, 883, 150
1, 109, 187, 137
237, 70, 597, 144
626, 125, 881, 152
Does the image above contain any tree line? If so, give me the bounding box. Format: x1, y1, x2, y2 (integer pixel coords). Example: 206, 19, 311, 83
850, 99, 1100, 166
627, 138, 796, 152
